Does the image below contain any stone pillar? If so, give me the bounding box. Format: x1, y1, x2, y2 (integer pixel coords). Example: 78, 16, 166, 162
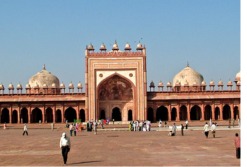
42, 108, 45, 123
17, 107, 20, 124
168, 105, 171, 121
153, 106, 157, 122
230, 104, 234, 120
52, 107, 56, 123
61, 106, 65, 123
9, 107, 12, 124
211, 104, 215, 120
176, 106, 180, 121
187, 104, 191, 121
28, 107, 31, 123
219, 104, 223, 120
200, 104, 205, 121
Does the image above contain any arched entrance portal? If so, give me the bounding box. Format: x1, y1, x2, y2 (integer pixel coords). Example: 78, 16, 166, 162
171, 108, 177, 121
80, 109, 86, 122
204, 105, 212, 120
180, 105, 187, 121
46, 107, 53, 123
234, 106, 239, 120
215, 107, 220, 120
112, 107, 121, 121
223, 104, 231, 120
12, 110, 18, 123
98, 75, 134, 122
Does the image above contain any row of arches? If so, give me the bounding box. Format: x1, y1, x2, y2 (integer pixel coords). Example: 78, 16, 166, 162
0, 107, 86, 124
0, 104, 240, 123
147, 104, 239, 122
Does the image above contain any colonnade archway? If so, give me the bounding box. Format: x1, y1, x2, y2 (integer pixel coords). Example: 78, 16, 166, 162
146, 103, 239, 122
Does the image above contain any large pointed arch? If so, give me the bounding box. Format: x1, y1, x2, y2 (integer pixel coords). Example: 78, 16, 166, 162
46, 107, 53, 123
12, 110, 18, 123
204, 105, 212, 120
21, 108, 28, 123
97, 74, 134, 101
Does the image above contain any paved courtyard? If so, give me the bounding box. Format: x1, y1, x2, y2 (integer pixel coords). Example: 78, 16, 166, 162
0, 124, 240, 166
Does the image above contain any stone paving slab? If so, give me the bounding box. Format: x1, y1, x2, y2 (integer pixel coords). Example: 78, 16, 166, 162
0, 125, 240, 166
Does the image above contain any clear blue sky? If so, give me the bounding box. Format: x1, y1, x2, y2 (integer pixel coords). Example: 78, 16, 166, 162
0, 0, 240, 91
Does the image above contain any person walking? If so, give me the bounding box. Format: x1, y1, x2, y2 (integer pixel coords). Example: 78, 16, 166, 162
203, 122, 209, 138
171, 123, 177, 136
60, 132, 71, 165
234, 133, 240, 159
181, 124, 184, 136
22, 124, 28, 136
211, 122, 216, 138
185, 120, 188, 129
69, 124, 74, 136
93, 120, 98, 135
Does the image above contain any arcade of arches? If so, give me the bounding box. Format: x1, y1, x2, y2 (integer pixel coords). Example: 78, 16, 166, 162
147, 104, 240, 122
0, 107, 86, 124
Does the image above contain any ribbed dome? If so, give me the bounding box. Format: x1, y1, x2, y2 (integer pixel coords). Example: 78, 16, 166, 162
28, 65, 60, 89
172, 66, 204, 87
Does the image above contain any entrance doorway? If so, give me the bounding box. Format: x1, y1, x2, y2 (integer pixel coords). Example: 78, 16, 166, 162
112, 107, 121, 121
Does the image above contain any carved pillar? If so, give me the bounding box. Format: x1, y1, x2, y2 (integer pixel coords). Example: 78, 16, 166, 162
61, 105, 65, 123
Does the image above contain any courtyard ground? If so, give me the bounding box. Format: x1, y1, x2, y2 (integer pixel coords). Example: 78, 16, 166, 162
0, 122, 240, 166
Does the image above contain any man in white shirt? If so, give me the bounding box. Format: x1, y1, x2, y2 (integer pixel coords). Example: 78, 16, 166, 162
60, 132, 71, 165
203, 122, 209, 138
211, 123, 216, 138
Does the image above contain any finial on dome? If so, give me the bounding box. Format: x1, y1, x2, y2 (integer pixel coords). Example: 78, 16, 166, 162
43, 64, 46, 70
187, 61, 189, 67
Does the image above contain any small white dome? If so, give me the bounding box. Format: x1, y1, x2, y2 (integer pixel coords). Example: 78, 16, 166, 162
235, 72, 240, 82
8, 83, 14, 90
69, 82, 74, 89
26, 83, 31, 89
112, 41, 119, 51
227, 80, 233, 86
60, 82, 65, 89
218, 80, 223, 86
17, 83, 22, 89
100, 43, 107, 51
136, 42, 143, 50
77, 81, 83, 89
201, 80, 206, 86
166, 81, 172, 87
87, 43, 94, 51
0, 83, 5, 90
124, 43, 131, 51
209, 80, 215, 86
158, 81, 164, 87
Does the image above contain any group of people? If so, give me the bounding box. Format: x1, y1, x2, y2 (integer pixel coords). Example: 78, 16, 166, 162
203, 122, 217, 138
129, 120, 151, 131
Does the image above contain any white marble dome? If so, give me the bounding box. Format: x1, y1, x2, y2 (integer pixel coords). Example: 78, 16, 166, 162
235, 72, 240, 82
28, 65, 60, 89
172, 65, 204, 87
